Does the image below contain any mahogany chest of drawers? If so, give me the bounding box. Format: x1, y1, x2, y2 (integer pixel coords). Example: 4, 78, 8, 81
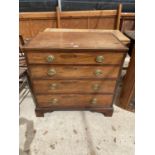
23, 30, 128, 117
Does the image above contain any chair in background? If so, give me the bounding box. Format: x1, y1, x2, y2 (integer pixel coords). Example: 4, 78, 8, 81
19, 35, 29, 104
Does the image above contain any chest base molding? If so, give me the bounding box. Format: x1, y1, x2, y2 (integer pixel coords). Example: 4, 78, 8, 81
35, 107, 113, 117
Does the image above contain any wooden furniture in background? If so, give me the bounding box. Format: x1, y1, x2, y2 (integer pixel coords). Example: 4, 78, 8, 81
56, 6, 61, 28
116, 30, 135, 112
120, 14, 135, 32
22, 29, 128, 117
116, 4, 122, 30
19, 7, 135, 39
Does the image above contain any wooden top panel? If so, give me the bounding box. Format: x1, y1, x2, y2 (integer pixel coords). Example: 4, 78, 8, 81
44, 28, 130, 45
23, 30, 128, 51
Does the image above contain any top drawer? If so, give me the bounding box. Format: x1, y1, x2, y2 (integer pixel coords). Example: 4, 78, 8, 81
26, 52, 124, 65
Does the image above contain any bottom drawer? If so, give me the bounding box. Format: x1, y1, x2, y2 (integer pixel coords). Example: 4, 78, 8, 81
36, 94, 113, 108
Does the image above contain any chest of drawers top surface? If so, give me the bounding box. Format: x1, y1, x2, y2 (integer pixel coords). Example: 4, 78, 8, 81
23, 31, 128, 51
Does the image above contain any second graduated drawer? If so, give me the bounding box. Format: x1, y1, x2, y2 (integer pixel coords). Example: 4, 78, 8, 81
32, 79, 117, 94
29, 65, 120, 79
27, 52, 124, 65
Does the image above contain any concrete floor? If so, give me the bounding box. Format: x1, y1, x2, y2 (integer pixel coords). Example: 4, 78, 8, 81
19, 92, 135, 155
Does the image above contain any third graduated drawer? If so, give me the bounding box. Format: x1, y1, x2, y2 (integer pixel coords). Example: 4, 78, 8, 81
32, 79, 117, 94
27, 51, 124, 65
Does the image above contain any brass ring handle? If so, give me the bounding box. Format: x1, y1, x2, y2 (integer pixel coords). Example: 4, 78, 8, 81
47, 55, 55, 63
92, 84, 100, 91
96, 55, 104, 63
49, 98, 58, 104
47, 68, 56, 76
94, 69, 103, 76
90, 98, 97, 104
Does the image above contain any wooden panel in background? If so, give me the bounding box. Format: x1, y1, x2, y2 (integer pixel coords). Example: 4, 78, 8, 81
88, 17, 116, 29
29, 20, 56, 37
121, 20, 135, 32
19, 20, 32, 38
19, 19, 56, 38
19, 10, 135, 39
61, 18, 88, 29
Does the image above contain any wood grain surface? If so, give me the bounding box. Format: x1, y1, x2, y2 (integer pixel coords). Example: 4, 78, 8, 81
27, 52, 124, 65
23, 31, 128, 50
29, 65, 120, 79
32, 79, 116, 94
36, 94, 113, 108
44, 28, 130, 45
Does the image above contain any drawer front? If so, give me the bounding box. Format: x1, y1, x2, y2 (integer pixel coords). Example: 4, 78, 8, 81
32, 80, 116, 94
36, 94, 113, 107
29, 66, 120, 79
27, 52, 124, 65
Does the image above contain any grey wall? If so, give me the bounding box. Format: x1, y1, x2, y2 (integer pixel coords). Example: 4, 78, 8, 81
19, 0, 135, 12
